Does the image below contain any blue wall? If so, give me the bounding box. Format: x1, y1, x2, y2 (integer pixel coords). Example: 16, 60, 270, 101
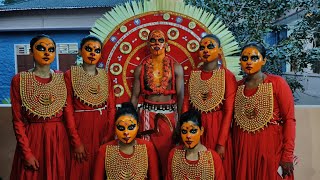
0, 30, 89, 103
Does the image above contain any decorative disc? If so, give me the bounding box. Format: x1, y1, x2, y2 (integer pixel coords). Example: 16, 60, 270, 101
163, 13, 170, 20
167, 27, 179, 40
110, 63, 123, 76
139, 28, 150, 40
113, 84, 124, 97
187, 40, 200, 52
120, 25, 128, 33
119, 42, 132, 54
188, 21, 196, 29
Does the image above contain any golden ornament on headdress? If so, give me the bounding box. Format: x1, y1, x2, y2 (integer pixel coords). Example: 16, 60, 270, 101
104, 144, 148, 179
172, 149, 215, 179
189, 69, 225, 112
234, 83, 274, 133
71, 66, 109, 107
20, 72, 67, 119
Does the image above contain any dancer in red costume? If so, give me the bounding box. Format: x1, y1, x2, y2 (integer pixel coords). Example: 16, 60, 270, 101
93, 102, 159, 180
184, 34, 236, 180
64, 35, 116, 180
10, 34, 81, 180
233, 42, 296, 180
131, 29, 184, 177
166, 109, 225, 180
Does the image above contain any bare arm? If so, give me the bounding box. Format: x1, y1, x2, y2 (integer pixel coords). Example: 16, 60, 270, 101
174, 62, 184, 117
131, 65, 142, 109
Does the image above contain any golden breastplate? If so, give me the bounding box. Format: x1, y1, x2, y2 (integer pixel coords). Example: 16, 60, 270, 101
189, 69, 225, 112
234, 83, 274, 132
105, 144, 148, 180
71, 66, 109, 107
172, 149, 215, 179
20, 72, 67, 119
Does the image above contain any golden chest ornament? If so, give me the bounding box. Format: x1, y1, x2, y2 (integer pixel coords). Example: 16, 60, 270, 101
234, 83, 274, 132
189, 69, 225, 112
104, 144, 148, 180
20, 71, 67, 119
71, 66, 109, 107
172, 149, 215, 180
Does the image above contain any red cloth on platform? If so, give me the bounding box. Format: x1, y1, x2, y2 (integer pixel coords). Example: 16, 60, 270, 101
184, 67, 237, 180
64, 69, 116, 180
233, 74, 296, 180
139, 107, 176, 178
10, 72, 81, 180
93, 138, 159, 180
166, 145, 225, 180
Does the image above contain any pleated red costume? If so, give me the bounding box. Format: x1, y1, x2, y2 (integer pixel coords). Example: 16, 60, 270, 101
93, 138, 159, 180
10, 72, 81, 180
64, 67, 116, 180
166, 145, 225, 180
184, 67, 237, 180
233, 74, 296, 180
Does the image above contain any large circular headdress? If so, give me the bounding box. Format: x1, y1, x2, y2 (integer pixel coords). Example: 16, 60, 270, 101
91, 0, 240, 104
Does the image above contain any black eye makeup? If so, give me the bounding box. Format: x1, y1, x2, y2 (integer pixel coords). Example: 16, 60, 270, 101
199, 46, 205, 51
48, 47, 55, 52
207, 43, 215, 49
116, 125, 125, 131
190, 129, 198, 134
85, 46, 92, 52
128, 124, 136, 130
95, 49, 101, 54
251, 55, 259, 61
241, 56, 248, 62
181, 129, 187, 134
149, 38, 165, 43
36, 45, 45, 51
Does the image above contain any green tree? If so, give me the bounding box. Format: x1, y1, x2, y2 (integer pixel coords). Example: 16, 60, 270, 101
186, 0, 319, 93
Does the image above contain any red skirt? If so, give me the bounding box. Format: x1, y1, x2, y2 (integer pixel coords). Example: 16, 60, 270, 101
10, 121, 70, 180
70, 108, 112, 180
233, 124, 294, 180
201, 110, 234, 180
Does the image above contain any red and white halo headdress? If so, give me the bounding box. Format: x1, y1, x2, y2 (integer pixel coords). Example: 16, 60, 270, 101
90, 0, 240, 104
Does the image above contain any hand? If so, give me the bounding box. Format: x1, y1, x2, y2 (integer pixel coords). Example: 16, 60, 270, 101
73, 144, 88, 163
215, 144, 225, 160
279, 161, 294, 178
24, 155, 39, 171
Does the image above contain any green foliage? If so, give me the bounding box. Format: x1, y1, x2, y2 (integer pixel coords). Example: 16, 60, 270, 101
1, 97, 11, 104
186, 0, 319, 93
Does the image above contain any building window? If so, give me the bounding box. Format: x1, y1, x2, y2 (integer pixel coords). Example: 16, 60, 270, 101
14, 43, 78, 73
57, 43, 78, 72
15, 44, 33, 73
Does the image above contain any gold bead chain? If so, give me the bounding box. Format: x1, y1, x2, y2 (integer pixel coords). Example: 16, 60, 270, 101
172, 149, 215, 179
189, 69, 225, 113
234, 83, 274, 133
104, 144, 148, 180
71, 66, 109, 107
20, 72, 67, 119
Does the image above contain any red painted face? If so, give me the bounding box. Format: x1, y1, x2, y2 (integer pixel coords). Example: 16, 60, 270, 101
81, 40, 101, 65
31, 37, 56, 65
115, 115, 139, 144
199, 37, 222, 62
181, 121, 203, 149
240, 47, 266, 75
148, 30, 166, 56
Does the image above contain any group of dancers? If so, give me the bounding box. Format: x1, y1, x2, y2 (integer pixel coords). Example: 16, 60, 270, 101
10, 30, 296, 180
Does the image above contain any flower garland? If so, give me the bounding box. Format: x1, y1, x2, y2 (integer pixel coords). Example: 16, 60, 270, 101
145, 56, 171, 94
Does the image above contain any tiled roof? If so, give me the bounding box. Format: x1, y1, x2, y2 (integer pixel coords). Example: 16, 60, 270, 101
0, 0, 130, 11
